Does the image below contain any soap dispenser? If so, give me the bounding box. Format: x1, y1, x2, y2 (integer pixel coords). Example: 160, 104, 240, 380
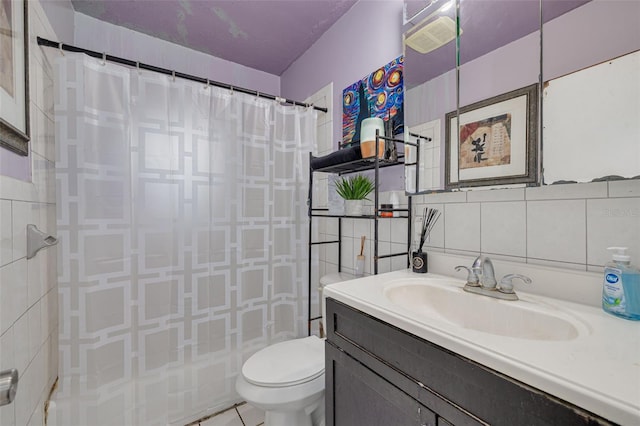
602, 247, 640, 320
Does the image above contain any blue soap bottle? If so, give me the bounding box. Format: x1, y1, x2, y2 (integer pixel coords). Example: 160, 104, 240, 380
602, 247, 640, 320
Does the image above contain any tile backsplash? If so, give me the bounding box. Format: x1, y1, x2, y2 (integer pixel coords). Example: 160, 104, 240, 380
412, 180, 640, 273
0, 1, 59, 425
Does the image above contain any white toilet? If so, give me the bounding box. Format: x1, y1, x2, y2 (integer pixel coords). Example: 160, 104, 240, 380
235, 272, 353, 426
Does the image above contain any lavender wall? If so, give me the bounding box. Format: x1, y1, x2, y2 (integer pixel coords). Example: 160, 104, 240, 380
2, 8, 282, 182
39, 0, 75, 44
74, 14, 281, 96
283, 0, 640, 192
0, 149, 30, 181
542, 0, 640, 81
281, 0, 405, 190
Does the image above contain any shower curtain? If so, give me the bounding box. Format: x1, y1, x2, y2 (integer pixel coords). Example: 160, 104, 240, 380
54, 52, 315, 425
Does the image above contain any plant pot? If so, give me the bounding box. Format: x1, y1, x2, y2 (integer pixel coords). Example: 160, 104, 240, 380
344, 199, 364, 216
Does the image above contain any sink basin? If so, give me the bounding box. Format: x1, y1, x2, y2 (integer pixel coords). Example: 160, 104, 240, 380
384, 279, 584, 341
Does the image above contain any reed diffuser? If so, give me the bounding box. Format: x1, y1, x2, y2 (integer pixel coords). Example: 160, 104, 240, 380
412, 207, 441, 273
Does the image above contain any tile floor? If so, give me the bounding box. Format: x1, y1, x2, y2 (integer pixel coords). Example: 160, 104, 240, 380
196, 403, 265, 426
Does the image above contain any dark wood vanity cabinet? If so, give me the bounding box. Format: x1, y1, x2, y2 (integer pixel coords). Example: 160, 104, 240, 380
325, 298, 615, 426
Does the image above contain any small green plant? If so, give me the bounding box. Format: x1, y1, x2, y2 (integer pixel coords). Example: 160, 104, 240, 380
335, 175, 375, 200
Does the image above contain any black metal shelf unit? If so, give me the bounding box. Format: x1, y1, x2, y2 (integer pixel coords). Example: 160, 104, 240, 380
307, 134, 412, 335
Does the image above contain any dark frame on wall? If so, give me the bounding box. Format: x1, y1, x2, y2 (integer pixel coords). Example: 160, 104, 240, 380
0, 0, 29, 156
445, 83, 538, 189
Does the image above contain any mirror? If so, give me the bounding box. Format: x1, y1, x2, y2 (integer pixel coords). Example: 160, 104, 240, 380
404, 0, 638, 193
450, 0, 541, 189
404, 0, 543, 193
403, 0, 456, 193
542, 0, 640, 183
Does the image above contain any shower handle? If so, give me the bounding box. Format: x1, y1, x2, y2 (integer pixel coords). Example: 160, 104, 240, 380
0, 369, 18, 407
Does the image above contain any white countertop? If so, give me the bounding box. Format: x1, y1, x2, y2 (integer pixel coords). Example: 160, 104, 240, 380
323, 269, 640, 425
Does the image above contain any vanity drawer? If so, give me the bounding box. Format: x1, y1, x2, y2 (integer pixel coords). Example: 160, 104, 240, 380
326, 297, 614, 426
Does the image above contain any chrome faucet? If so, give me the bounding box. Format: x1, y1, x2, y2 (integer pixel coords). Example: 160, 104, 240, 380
472, 255, 497, 289
455, 255, 531, 301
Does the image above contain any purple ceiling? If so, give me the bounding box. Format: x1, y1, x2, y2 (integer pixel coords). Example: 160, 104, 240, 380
71, 0, 358, 75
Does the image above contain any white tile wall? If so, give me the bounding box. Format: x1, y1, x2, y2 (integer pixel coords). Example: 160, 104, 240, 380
587, 197, 640, 267
413, 181, 640, 274
444, 202, 481, 252
481, 201, 526, 258
407, 119, 442, 192
527, 199, 587, 265
0, 1, 59, 425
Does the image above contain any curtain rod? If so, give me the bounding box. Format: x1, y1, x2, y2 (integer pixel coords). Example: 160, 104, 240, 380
37, 37, 328, 113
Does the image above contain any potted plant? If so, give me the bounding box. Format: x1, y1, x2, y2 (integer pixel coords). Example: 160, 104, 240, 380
335, 175, 375, 216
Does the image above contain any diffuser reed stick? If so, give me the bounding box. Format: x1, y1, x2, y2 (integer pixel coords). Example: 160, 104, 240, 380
417, 207, 440, 252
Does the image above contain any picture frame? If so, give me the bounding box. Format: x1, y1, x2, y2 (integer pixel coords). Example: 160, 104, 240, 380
445, 84, 538, 189
0, 0, 29, 156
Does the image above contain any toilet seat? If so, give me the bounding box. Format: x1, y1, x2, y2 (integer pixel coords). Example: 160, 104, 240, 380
242, 336, 325, 388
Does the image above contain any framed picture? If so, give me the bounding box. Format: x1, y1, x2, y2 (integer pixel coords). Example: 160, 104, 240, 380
0, 0, 29, 155
445, 84, 538, 189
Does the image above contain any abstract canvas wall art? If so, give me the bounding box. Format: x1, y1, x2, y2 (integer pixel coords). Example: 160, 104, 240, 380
342, 56, 404, 148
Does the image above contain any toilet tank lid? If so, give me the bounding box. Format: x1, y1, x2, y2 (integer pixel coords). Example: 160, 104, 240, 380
242, 335, 325, 388
320, 272, 354, 286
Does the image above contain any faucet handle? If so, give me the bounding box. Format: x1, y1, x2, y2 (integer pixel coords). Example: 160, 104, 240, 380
455, 265, 479, 286
498, 274, 532, 294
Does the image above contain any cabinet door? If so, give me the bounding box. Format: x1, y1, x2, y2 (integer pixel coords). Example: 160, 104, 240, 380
326, 341, 436, 426
326, 298, 613, 426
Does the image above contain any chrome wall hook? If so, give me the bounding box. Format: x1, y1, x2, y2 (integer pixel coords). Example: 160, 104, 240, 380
26, 224, 59, 259
0, 369, 18, 407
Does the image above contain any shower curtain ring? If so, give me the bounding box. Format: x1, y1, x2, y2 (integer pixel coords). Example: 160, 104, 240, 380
256, 91, 260, 101
101, 52, 106, 66
136, 61, 141, 75
58, 42, 65, 56
205, 79, 210, 90
171, 70, 176, 82
229, 86, 234, 96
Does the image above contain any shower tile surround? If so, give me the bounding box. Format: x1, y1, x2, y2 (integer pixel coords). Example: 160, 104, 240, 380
0, 1, 59, 425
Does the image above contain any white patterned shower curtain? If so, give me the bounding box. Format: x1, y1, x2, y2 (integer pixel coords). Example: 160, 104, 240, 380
54, 52, 315, 425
